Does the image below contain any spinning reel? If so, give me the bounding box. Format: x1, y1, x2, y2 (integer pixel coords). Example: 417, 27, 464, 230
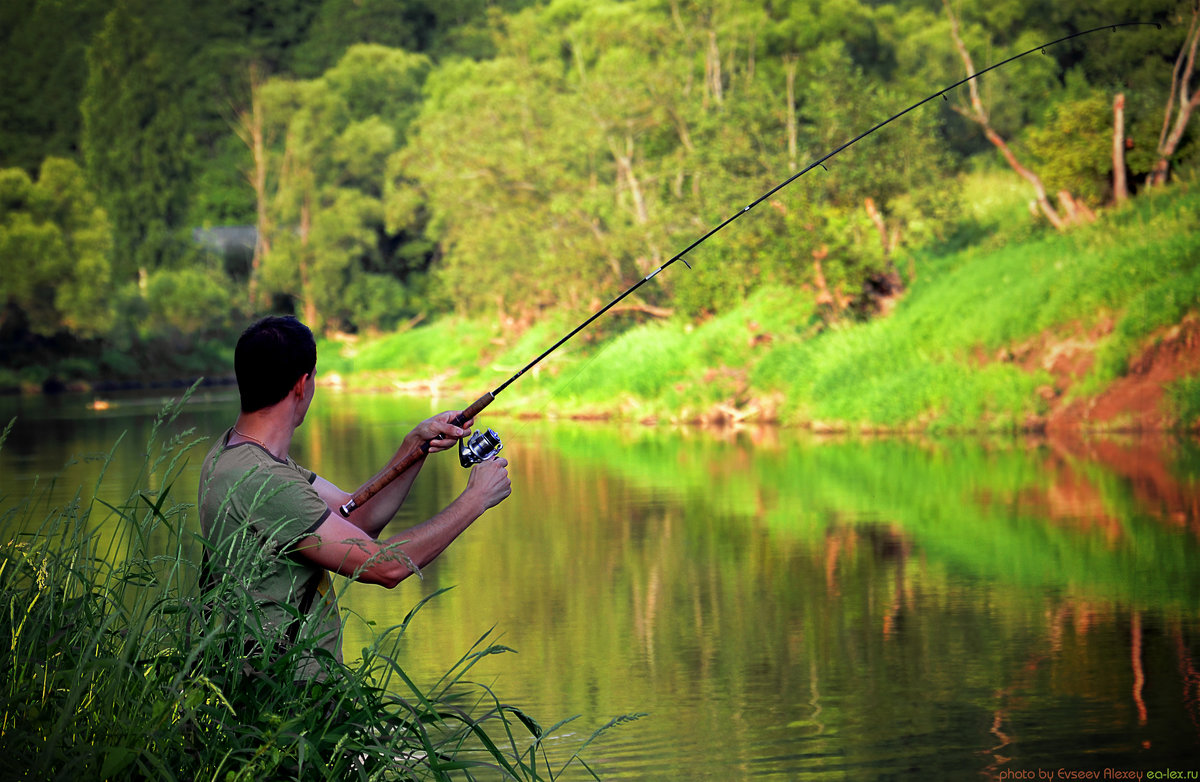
458, 428, 504, 467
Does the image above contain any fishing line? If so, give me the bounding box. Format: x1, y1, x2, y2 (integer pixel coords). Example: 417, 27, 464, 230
339, 19, 1158, 518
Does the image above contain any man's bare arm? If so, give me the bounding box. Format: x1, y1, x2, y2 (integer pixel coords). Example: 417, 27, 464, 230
313, 411, 474, 537
296, 458, 511, 588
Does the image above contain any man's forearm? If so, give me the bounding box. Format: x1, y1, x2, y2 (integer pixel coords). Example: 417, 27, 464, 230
333, 429, 429, 535
381, 490, 487, 575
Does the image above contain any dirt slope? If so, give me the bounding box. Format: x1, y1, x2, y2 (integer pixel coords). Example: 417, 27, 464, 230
1018, 315, 1200, 433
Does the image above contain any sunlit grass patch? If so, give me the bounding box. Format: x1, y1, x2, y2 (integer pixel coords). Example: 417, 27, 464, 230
494, 287, 814, 420
318, 317, 499, 378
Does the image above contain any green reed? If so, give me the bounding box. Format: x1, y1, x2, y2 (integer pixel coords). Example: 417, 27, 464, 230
0, 390, 637, 780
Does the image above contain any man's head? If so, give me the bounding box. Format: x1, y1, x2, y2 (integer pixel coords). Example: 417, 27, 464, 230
235, 316, 317, 413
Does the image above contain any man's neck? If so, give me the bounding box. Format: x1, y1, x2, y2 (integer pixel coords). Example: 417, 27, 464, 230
231, 409, 295, 460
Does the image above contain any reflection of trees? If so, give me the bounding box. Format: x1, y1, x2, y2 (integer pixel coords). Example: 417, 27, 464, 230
1179, 631, 1200, 740
981, 604, 1200, 776
328, 416, 1200, 775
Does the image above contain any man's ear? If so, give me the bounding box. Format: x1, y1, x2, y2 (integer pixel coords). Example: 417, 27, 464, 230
291, 373, 310, 397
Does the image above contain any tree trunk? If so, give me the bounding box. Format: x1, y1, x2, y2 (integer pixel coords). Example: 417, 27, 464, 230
943, 0, 1070, 230
1150, 4, 1200, 187
984, 126, 1067, 230
298, 195, 317, 329
785, 55, 798, 171
811, 246, 847, 314
704, 30, 723, 107
236, 63, 271, 309
1112, 93, 1128, 204
864, 197, 900, 258
609, 134, 648, 226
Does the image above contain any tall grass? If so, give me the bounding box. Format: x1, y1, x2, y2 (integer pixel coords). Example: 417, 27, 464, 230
0, 391, 636, 780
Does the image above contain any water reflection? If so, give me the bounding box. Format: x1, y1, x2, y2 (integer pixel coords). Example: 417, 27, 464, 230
327, 415, 1199, 779
1, 391, 1198, 779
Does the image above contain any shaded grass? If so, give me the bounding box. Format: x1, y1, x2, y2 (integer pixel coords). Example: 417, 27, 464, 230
0, 390, 638, 780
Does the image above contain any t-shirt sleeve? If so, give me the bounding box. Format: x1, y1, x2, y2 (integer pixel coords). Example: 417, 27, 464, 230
242, 463, 332, 549
291, 460, 319, 485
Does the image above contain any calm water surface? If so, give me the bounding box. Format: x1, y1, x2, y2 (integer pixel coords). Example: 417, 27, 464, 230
2, 388, 1199, 780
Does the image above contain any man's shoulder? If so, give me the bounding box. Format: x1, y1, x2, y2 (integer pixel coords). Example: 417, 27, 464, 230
198, 432, 327, 538
199, 432, 317, 511
203, 433, 310, 481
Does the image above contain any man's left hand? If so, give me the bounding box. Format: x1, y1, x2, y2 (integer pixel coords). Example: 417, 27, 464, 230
413, 411, 474, 454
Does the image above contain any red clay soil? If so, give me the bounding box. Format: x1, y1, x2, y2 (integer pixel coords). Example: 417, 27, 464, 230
992, 315, 1200, 540
1015, 314, 1200, 433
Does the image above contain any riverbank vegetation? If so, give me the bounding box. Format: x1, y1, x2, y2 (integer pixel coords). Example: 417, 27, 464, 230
1, 0, 1197, 430
0, 395, 629, 779
318, 180, 1200, 431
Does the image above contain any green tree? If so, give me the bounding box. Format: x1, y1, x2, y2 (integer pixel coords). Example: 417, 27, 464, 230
289, 0, 426, 77
0, 158, 114, 338
0, 0, 111, 173
1025, 82, 1115, 208
141, 266, 237, 338
81, 0, 205, 280
256, 45, 433, 333
290, 0, 543, 76
406, 0, 953, 323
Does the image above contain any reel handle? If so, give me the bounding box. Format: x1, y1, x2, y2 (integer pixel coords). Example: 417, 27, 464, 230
339, 391, 495, 517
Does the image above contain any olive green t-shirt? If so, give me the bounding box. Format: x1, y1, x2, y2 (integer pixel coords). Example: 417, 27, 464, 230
198, 429, 342, 680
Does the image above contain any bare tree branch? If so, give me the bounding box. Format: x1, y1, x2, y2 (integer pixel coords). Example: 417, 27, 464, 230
1113, 93, 1128, 204
1150, 3, 1200, 186
943, 0, 1072, 230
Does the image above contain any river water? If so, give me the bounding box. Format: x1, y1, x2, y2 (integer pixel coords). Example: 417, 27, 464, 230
2, 387, 1199, 780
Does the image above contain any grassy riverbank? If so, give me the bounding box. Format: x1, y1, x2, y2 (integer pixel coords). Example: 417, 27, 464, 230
320, 182, 1200, 433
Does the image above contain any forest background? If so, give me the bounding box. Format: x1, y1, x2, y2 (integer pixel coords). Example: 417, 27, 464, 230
1, 0, 1198, 431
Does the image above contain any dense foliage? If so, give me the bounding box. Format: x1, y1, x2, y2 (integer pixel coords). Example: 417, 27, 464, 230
0, 0, 1196, 390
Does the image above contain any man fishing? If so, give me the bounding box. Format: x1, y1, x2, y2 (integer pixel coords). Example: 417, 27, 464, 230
198, 315, 511, 679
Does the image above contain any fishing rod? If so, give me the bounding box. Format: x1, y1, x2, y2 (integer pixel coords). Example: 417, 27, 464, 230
338, 20, 1157, 518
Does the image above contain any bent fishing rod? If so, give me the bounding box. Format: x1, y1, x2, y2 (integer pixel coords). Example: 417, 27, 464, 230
338, 20, 1156, 518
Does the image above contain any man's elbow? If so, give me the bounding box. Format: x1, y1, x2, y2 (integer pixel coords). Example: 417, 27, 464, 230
358, 558, 418, 589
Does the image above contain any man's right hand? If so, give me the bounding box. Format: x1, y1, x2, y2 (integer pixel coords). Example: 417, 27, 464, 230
466, 457, 511, 510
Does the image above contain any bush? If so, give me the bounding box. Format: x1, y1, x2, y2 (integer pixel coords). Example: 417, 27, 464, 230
1167, 374, 1200, 430
143, 266, 239, 338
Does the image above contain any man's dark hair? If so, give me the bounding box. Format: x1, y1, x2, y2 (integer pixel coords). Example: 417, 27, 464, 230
235, 316, 317, 413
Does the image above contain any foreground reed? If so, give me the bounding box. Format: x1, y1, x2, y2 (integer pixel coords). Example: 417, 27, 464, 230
0, 391, 636, 780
